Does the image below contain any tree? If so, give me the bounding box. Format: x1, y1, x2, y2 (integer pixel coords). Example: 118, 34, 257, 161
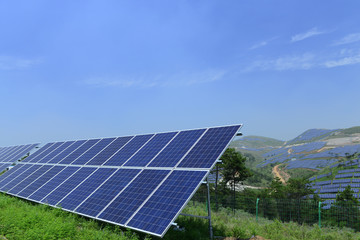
221, 148, 252, 211
336, 185, 358, 204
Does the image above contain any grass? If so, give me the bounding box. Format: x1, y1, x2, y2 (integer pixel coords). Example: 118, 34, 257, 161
0, 193, 147, 240
1, 193, 360, 240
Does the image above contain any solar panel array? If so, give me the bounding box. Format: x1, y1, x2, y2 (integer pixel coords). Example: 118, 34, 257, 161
0, 144, 38, 172
0, 125, 241, 237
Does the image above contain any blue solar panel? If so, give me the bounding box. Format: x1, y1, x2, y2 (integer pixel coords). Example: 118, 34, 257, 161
75, 169, 140, 217
21, 143, 53, 163
0, 164, 42, 192
8, 165, 53, 195
85, 137, 132, 166
124, 132, 177, 167
47, 140, 86, 164
104, 134, 154, 166
29, 166, 80, 202
0, 144, 38, 163
0, 164, 6, 172
0, 146, 21, 161
17, 166, 66, 198
0, 146, 18, 161
58, 168, 117, 211
41, 167, 97, 205
179, 125, 241, 168
71, 138, 115, 165
57, 139, 99, 164
11, 144, 38, 162
31, 142, 65, 163
0, 124, 241, 237
0, 164, 26, 184
127, 170, 207, 236
149, 129, 206, 167
37, 141, 75, 163
98, 170, 169, 225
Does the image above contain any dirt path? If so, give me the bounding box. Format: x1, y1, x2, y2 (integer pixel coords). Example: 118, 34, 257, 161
272, 164, 289, 184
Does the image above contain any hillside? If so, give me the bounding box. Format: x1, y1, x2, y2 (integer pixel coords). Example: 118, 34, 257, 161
233, 126, 360, 203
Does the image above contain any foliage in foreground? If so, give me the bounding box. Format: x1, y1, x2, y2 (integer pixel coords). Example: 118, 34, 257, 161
2, 193, 360, 240
172, 202, 360, 240
0, 193, 145, 240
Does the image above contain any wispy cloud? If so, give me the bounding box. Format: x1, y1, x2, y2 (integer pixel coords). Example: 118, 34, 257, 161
244, 48, 360, 72
291, 27, 326, 42
244, 53, 317, 72
83, 69, 227, 88
249, 37, 278, 50
323, 48, 360, 68
0, 55, 41, 70
333, 33, 360, 46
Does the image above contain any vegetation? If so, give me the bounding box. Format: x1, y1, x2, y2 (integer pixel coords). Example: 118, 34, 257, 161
220, 148, 252, 211
0, 193, 146, 240
2, 192, 360, 240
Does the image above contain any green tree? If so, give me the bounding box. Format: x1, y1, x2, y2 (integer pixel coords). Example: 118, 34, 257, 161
221, 148, 252, 211
336, 185, 358, 204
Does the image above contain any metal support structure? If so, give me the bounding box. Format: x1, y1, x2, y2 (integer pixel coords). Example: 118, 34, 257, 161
179, 178, 214, 240
206, 179, 214, 240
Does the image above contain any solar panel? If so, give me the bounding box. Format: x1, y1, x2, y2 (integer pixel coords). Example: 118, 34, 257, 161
0, 144, 38, 171
127, 170, 207, 235
0, 124, 242, 237
75, 168, 141, 216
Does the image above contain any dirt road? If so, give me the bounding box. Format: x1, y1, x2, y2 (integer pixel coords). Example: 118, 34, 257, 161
272, 164, 289, 184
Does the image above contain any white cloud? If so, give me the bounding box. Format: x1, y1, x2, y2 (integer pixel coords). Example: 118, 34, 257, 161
249, 37, 278, 50
0, 55, 41, 70
83, 69, 227, 88
244, 53, 317, 72
333, 33, 360, 46
323, 54, 360, 68
244, 48, 360, 72
291, 27, 325, 42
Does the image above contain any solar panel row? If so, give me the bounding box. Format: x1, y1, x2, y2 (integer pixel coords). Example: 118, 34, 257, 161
0, 125, 241, 237
0, 144, 38, 173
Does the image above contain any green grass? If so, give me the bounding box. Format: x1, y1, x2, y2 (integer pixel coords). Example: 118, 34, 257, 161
0, 193, 147, 240
1, 193, 360, 240
174, 202, 360, 240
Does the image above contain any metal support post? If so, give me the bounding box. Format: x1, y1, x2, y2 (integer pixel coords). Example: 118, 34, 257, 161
318, 201, 321, 229
206, 178, 214, 240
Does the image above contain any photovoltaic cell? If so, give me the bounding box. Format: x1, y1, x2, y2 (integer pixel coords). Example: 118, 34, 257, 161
11, 144, 38, 162
124, 132, 177, 167
32, 142, 65, 163
0, 164, 42, 192
0, 164, 26, 184
57, 139, 99, 165
98, 169, 169, 225
149, 129, 205, 168
127, 170, 207, 236
178, 125, 241, 168
41, 167, 97, 205
71, 138, 115, 165
86, 137, 132, 166
47, 140, 87, 164
104, 134, 154, 166
29, 166, 80, 202
22, 143, 53, 163
37, 141, 75, 163
8, 165, 53, 195
17, 166, 66, 198
75, 169, 140, 217
58, 168, 117, 211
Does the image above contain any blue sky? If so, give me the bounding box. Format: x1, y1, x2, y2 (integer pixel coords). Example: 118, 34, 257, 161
1, 1, 360, 145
